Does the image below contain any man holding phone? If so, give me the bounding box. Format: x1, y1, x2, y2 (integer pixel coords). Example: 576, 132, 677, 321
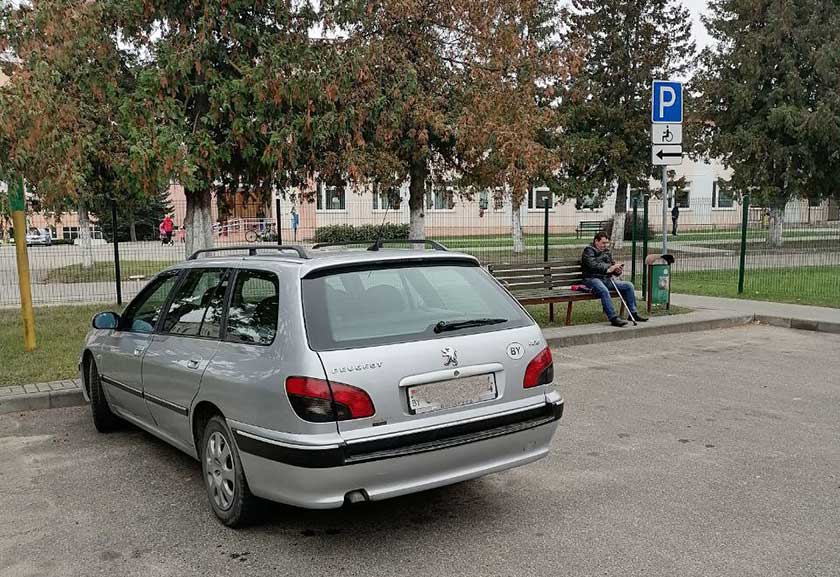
581, 232, 648, 327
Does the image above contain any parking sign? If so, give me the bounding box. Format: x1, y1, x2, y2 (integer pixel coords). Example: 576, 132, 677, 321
651, 80, 683, 123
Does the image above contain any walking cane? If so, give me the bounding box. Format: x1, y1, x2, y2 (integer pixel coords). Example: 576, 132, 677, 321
610, 275, 638, 326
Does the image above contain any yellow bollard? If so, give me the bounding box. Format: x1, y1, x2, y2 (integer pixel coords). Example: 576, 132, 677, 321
9, 177, 36, 351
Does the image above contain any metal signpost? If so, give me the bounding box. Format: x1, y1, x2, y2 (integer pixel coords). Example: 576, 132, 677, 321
651, 80, 683, 255
9, 176, 36, 351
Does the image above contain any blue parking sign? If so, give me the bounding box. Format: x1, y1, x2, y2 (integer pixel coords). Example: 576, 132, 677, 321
652, 80, 683, 123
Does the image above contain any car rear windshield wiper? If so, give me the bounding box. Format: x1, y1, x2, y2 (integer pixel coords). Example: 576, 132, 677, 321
433, 318, 508, 333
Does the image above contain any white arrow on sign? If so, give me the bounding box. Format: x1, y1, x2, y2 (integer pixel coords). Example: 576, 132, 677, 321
652, 145, 683, 166
652, 124, 682, 145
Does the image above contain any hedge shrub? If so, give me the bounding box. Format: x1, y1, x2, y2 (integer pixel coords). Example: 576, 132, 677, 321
314, 223, 410, 244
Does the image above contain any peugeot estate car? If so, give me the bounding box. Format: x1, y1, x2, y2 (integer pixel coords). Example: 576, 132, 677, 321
80, 243, 563, 526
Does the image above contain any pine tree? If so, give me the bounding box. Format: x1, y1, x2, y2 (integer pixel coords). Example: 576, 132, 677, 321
693, 0, 840, 247
559, 0, 694, 246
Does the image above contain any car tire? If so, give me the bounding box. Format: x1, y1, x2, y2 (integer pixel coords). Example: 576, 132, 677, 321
201, 415, 257, 527
87, 358, 121, 433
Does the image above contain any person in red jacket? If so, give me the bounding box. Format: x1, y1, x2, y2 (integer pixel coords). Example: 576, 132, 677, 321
161, 215, 174, 245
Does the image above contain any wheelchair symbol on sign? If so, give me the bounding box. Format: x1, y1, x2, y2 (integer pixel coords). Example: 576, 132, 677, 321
662, 126, 674, 143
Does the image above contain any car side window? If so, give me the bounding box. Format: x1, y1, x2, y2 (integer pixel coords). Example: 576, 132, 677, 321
224, 270, 279, 345
161, 268, 227, 337
120, 271, 180, 333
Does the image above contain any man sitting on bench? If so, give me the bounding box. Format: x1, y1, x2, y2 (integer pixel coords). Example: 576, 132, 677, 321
581, 232, 648, 327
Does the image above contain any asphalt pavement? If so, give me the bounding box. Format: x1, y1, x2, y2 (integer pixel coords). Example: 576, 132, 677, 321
1, 325, 839, 577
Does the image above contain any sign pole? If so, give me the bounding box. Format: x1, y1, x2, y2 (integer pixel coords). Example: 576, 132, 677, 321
10, 175, 36, 351
661, 165, 668, 255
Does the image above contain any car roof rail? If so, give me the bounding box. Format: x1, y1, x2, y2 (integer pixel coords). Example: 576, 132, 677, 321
187, 245, 311, 260
310, 239, 448, 252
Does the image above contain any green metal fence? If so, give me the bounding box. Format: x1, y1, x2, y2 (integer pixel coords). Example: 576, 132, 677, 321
2, 195, 838, 308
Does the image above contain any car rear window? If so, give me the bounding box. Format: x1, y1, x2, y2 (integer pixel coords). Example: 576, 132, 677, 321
302, 261, 531, 351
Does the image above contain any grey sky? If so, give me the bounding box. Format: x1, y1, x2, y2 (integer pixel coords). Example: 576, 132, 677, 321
684, 0, 713, 52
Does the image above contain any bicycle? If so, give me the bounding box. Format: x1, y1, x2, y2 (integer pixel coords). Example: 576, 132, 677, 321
245, 226, 276, 243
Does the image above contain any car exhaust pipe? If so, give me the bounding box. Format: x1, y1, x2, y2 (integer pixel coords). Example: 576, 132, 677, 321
344, 489, 369, 505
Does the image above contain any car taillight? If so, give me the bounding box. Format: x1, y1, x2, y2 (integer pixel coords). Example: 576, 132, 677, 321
285, 377, 375, 422
523, 347, 554, 388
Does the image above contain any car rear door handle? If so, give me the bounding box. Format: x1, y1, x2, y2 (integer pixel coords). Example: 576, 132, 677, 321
187, 360, 200, 370
133, 348, 144, 357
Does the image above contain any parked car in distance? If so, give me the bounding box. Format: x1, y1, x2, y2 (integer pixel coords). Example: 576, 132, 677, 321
26, 228, 52, 246
80, 242, 563, 527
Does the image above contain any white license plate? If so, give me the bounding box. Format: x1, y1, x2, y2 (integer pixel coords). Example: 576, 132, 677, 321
407, 374, 497, 415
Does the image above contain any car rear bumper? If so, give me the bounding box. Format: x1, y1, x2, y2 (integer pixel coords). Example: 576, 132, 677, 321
234, 399, 563, 509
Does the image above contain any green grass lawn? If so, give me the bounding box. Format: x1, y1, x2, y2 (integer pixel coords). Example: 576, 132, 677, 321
43, 260, 174, 283
0, 304, 118, 386
672, 266, 840, 308
527, 300, 689, 328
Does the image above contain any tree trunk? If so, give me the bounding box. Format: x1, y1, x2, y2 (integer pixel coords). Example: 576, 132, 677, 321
767, 206, 784, 247
185, 188, 214, 257
78, 200, 93, 269
511, 200, 525, 254
611, 178, 628, 249
128, 207, 137, 242
408, 156, 428, 243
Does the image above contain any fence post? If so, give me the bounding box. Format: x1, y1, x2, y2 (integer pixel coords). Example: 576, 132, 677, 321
543, 197, 549, 262
738, 194, 750, 294
631, 197, 638, 285
111, 200, 123, 306
275, 196, 283, 245
642, 194, 649, 298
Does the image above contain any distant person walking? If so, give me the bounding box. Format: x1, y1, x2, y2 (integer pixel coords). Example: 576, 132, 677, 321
671, 204, 679, 236
291, 208, 299, 241
161, 215, 174, 245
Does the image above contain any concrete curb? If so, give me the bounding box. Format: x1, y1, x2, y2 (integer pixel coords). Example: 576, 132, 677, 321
0, 387, 86, 415
543, 311, 755, 348
754, 315, 840, 335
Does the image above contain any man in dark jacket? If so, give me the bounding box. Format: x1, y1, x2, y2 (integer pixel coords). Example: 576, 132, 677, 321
581, 232, 648, 327
671, 204, 679, 236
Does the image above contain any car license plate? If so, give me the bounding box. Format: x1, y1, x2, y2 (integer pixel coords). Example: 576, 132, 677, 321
407, 374, 497, 415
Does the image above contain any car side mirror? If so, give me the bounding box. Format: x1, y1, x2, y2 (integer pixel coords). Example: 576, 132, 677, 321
92, 311, 120, 330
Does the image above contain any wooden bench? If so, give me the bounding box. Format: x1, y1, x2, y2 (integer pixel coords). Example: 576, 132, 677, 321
488, 260, 623, 325
575, 220, 610, 239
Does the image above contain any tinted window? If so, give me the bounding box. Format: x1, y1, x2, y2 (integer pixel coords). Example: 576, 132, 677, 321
302, 262, 530, 351
199, 272, 231, 339
161, 269, 227, 337
120, 271, 180, 333
224, 270, 279, 345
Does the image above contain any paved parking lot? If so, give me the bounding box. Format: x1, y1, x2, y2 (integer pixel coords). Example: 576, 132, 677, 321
1, 325, 838, 577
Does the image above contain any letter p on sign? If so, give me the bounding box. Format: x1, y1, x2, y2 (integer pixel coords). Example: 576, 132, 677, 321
652, 80, 682, 123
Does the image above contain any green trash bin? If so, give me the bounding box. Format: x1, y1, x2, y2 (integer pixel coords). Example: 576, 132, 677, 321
645, 254, 675, 312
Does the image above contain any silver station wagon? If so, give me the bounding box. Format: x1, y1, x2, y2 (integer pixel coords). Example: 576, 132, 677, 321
80, 242, 564, 526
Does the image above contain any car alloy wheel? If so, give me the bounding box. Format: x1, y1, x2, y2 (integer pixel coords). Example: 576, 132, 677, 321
205, 430, 236, 511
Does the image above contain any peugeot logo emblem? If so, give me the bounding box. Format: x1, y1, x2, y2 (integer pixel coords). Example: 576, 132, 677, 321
441, 347, 458, 367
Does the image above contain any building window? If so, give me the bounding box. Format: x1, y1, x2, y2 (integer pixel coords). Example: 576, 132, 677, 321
317, 183, 345, 211
626, 189, 647, 210
426, 185, 454, 210
372, 184, 400, 210
669, 182, 691, 209
62, 226, 80, 240
575, 194, 603, 211
528, 187, 554, 210
713, 180, 734, 208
